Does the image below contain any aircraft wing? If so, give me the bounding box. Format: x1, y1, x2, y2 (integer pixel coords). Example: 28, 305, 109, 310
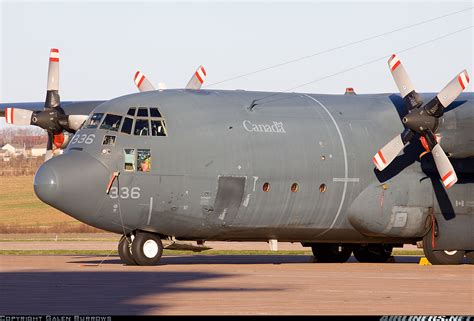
0, 100, 105, 118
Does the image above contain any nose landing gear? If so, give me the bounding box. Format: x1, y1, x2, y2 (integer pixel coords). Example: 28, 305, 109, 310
118, 231, 164, 266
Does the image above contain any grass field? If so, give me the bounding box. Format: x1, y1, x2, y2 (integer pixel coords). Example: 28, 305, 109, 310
0, 176, 102, 233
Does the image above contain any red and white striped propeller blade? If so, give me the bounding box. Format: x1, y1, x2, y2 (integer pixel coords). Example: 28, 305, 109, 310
4, 107, 33, 126
431, 144, 457, 189
373, 134, 407, 171
134, 71, 156, 92
388, 54, 415, 98
47, 48, 60, 91
388, 54, 422, 110
436, 70, 469, 108
185, 65, 206, 90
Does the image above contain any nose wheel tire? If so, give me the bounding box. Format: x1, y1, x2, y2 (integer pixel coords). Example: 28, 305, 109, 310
422, 233, 464, 265
131, 232, 163, 266
311, 244, 352, 263
118, 235, 137, 266
353, 244, 393, 263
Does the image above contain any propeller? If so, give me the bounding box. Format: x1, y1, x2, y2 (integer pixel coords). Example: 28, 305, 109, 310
4, 48, 87, 160
133, 65, 206, 92
185, 65, 207, 90
373, 54, 470, 189
134, 71, 156, 92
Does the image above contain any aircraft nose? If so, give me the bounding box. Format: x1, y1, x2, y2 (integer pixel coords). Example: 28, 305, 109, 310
33, 160, 59, 205
34, 151, 110, 223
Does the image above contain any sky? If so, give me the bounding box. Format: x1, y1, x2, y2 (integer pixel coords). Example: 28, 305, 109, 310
0, 0, 472, 127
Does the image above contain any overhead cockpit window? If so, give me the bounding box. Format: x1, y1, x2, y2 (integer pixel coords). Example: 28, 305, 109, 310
127, 108, 136, 116
151, 120, 167, 136
134, 119, 150, 136
124, 149, 136, 171
100, 114, 123, 131
137, 149, 151, 172
85, 113, 104, 129
150, 108, 162, 118
121, 117, 133, 135
137, 108, 149, 117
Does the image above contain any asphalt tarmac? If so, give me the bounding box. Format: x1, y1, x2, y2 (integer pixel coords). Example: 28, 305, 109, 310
1, 254, 472, 315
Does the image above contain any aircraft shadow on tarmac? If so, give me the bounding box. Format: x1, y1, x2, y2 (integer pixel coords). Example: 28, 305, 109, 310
70, 255, 422, 266
0, 270, 276, 315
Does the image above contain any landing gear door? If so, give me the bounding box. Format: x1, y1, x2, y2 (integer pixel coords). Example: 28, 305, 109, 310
206, 176, 246, 226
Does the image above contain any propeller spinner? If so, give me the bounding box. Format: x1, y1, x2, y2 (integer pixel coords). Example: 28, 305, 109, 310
373, 54, 470, 189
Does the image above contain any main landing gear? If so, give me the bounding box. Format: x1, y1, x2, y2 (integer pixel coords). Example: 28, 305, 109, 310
311, 244, 352, 263
307, 243, 395, 263
422, 232, 466, 265
118, 231, 164, 266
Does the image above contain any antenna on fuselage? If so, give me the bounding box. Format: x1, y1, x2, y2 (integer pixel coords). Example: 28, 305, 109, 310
248, 99, 259, 111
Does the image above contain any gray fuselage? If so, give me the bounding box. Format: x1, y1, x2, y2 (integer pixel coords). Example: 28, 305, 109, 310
33, 89, 474, 250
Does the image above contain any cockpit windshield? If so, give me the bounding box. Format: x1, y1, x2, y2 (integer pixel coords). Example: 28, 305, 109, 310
85, 113, 104, 129
100, 114, 123, 131
84, 107, 167, 136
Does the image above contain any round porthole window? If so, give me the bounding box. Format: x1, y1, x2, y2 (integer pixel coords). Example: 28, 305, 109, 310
291, 183, 299, 193
263, 182, 270, 192
319, 184, 327, 193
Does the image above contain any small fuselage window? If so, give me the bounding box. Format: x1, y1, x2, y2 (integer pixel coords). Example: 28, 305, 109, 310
124, 149, 136, 171
100, 114, 123, 131
134, 119, 150, 136
85, 113, 104, 129
137, 149, 151, 172
102, 135, 116, 146
121, 117, 133, 135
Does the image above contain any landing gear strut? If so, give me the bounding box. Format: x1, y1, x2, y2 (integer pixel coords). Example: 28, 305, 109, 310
118, 231, 164, 266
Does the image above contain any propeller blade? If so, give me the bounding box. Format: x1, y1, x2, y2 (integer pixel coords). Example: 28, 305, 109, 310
4, 107, 33, 125
45, 132, 54, 161
422, 130, 457, 189
373, 129, 414, 171
45, 48, 60, 108
436, 70, 469, 108
431, 144, 457, 189
67, 115, 89, 131
185, 65, 206, 90
388, 54, 422, 110
134, 71, 155, 92
423, 70, 470, 117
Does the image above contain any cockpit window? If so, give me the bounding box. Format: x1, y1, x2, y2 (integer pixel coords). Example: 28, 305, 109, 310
127, 108, 136, 116
102, 135, 116, 146
151, 120, 166, 136
134, 119, 149, 136
85, 113, 104, 129
121, 117, 133, 135
124, 149, 136, 171
137, 108, 149, 117
100, 114, 123, 131
137, 149, 151, 172
150, 108, 162, 118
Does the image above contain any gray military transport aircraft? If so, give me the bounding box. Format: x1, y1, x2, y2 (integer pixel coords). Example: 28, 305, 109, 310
1, 49, 473, 266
